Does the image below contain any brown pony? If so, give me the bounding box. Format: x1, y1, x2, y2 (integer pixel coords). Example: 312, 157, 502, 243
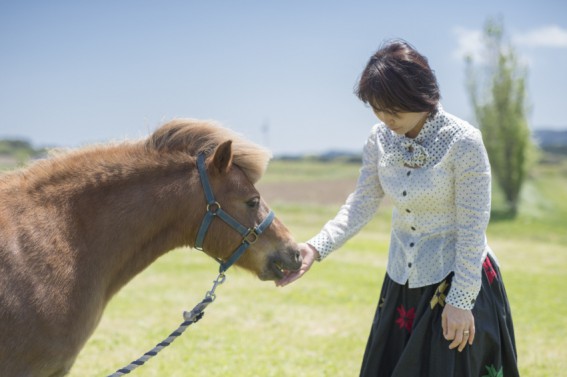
0, 119, 301, 377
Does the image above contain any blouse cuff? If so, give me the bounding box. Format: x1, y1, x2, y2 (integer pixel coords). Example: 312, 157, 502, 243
445, 286, 479, 310
306, 233, 335, 261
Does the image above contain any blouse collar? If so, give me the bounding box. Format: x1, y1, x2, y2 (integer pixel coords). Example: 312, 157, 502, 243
392, 103, 444, 168
405, 103, 443, 143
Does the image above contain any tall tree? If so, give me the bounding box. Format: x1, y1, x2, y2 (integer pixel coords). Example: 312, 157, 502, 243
466, 18, 532, 216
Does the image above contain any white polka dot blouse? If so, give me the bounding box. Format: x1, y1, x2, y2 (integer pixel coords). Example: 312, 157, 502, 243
308, 105, 493, 310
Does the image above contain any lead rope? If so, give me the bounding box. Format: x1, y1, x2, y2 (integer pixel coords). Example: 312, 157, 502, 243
106, 273, 226, 377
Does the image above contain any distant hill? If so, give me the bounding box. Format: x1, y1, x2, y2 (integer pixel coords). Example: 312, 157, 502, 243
533, 129, 567, 155
276, 150, 362, 163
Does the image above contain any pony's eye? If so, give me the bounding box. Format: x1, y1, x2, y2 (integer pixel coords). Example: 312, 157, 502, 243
246, 197, 260, 208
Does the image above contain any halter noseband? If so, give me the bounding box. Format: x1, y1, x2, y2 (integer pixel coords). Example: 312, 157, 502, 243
194, 153, 275, 273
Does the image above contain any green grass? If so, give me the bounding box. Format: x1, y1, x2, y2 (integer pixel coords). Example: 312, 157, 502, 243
71, 158, 567, 376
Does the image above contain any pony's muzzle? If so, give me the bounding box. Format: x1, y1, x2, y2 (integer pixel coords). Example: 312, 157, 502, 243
261, 247, 302, 281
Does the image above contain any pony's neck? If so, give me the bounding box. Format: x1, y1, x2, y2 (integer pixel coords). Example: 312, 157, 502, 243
94, 170, 199, 299
42, 146, 203, 301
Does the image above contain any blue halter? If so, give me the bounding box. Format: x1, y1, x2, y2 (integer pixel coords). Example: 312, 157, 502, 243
194, 153, 275, 273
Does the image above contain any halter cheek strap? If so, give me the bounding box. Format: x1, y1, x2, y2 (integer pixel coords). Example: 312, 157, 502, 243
194, 153, 275, 273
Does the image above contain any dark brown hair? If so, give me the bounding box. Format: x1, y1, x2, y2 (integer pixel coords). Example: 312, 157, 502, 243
355, 40, 440, 114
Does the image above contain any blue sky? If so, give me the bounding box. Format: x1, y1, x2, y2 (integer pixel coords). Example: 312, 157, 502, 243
1, 1, 566, 154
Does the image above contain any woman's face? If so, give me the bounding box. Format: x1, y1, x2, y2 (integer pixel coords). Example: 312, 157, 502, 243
373, 109, 429, 138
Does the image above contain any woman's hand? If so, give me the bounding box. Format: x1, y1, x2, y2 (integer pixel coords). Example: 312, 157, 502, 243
441, 304, 475, 352
276, 243, 319, 287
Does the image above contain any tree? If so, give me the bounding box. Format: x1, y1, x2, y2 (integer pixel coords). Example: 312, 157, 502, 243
465, 18, 533, 217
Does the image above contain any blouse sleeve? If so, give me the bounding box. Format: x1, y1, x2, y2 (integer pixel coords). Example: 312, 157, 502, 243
445, 129, 492, 310
307, 126, 385, 260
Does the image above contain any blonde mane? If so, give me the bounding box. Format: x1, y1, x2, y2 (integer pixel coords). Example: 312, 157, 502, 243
145, 119, 272, 184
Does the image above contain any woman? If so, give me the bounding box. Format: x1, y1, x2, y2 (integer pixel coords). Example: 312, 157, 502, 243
277, 40, 519, 376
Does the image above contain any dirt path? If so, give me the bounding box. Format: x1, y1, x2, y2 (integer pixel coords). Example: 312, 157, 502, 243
257, 178, 357, 205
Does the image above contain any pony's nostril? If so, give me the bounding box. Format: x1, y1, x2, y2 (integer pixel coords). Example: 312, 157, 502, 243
294, 249, 302, 263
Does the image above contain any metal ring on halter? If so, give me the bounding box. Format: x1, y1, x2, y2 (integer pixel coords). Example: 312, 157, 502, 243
206, 201, 221, 214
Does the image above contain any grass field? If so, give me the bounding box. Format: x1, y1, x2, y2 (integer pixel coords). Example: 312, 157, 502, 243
70, 157, 567, 376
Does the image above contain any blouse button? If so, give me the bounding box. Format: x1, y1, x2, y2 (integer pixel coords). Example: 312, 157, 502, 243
411, 226, 416, 231
410, 242, 415, 247
408, 262, 412, 268
406, 209, 411, 213
402, 190, 407, 196
407, 171, 411, 176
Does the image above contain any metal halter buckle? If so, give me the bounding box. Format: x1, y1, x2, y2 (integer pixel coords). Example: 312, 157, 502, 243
243, 228, 259, 244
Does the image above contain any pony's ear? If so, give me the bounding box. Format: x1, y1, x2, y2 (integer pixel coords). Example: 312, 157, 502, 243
212, 140, 233, 174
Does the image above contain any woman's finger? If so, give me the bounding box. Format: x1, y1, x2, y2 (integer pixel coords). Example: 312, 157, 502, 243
442, 311, 449, 339
457, 330, 469, 352
448, 330, 464, 349
468, 325, 476, 346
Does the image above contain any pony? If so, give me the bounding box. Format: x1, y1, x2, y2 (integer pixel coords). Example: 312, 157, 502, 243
0, 119, 302, 376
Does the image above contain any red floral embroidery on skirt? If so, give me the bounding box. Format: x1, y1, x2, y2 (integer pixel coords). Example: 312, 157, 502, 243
395, 305, 416, 332
483, 257, 498, 285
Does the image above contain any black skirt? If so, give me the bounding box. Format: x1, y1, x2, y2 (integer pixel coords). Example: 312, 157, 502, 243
360, 254, 519, 377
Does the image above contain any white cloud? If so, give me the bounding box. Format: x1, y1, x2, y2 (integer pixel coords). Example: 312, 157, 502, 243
453, 24, 567, 65
513, 25, 567, 48
453, 27, 485, 62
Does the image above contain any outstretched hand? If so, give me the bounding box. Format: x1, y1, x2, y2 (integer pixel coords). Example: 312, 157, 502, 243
276, 243, 319, 287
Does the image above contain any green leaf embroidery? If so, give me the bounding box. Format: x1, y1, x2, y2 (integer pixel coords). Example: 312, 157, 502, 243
482, 364, 503, 377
